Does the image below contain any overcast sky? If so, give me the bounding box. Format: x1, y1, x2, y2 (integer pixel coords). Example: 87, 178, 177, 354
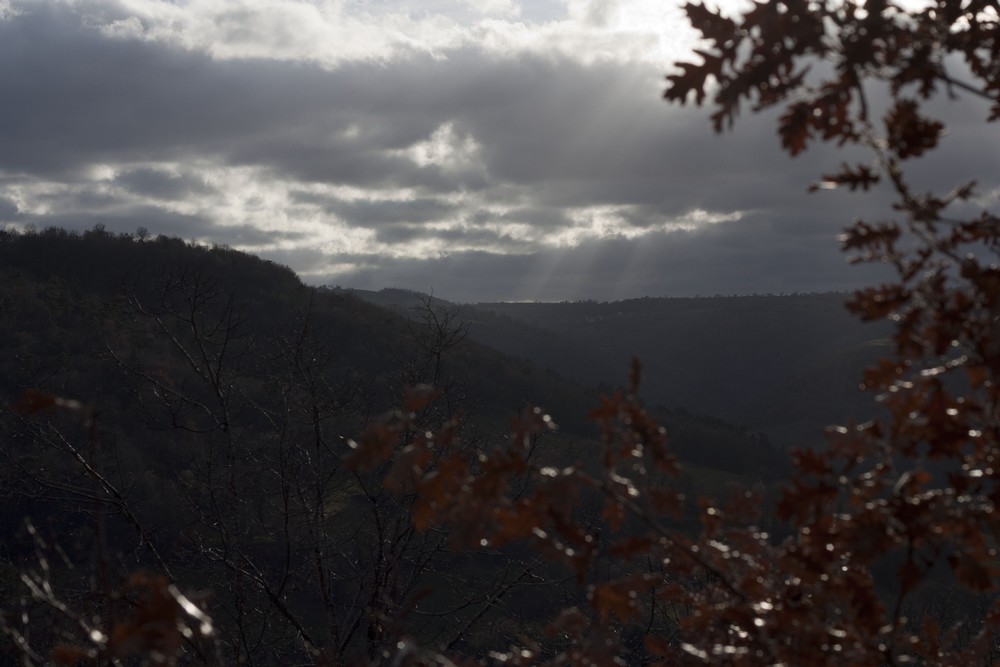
0, 0, 996, 302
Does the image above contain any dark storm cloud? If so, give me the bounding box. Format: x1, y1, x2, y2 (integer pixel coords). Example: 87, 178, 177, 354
0, 4, 494, 191
469, 206, 575, 229
0, 197, 20, 221
115, 168, 215, 200
0, 1, 989, 300
0, 7, 215, 176
0, 6, 404, 181
35, 188, 122, 211
209, 224, 309, 247
307, 196, 460, 227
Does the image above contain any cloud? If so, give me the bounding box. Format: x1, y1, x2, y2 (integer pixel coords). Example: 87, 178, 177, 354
83, 0, 709, 67
0, 0, 991, 301
115, 167, 215, 200
320, 197, 460, 227
0, 196, 19, 221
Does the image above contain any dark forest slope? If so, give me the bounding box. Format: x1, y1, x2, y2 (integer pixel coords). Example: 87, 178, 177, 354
347, 288, 890, 448
474, 295, 891, 446
1, 228, 781, 477
0, 228, 789, 662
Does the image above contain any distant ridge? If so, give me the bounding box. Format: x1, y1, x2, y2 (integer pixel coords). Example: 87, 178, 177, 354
347, 286, 890, 448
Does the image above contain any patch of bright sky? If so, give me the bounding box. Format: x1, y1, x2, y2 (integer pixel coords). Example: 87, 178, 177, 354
0, 0, 18, 20
95, 0, 754, 67
542, 205, 743, 247
207, 167, 382, 252
397, 122, 486, 172
6, 170, 127, 218
487, 222, 541, 243
101, 0, 461, 63
4, 182, 60, 217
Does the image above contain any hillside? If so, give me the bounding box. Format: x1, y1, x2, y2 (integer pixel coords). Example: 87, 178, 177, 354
0, 228, 785, 662
474, 295, 891, 447
345, 288, 890, 448
1, 229, 782, 455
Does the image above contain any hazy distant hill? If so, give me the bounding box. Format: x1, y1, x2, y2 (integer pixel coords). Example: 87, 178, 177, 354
344, 288, 624, 397
347, 288, 891, 448
477, 295, 892, 446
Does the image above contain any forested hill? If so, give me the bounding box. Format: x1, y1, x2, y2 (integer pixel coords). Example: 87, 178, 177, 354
475, 294, 893, 447
0, 227, 782, 475
0, 228, 788, 662
1, 227, 587, 435
347, 288, 892, 448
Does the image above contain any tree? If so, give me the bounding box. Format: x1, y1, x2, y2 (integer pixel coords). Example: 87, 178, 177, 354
2, 233, 594, 664
348, 2, 1000, 663
106, 263, 545, 662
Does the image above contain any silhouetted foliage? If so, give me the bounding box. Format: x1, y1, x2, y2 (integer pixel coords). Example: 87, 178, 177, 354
355, 1, 1000, 663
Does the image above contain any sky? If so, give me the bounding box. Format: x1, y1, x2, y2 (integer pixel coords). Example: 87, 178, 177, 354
0, 0, 996, 302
